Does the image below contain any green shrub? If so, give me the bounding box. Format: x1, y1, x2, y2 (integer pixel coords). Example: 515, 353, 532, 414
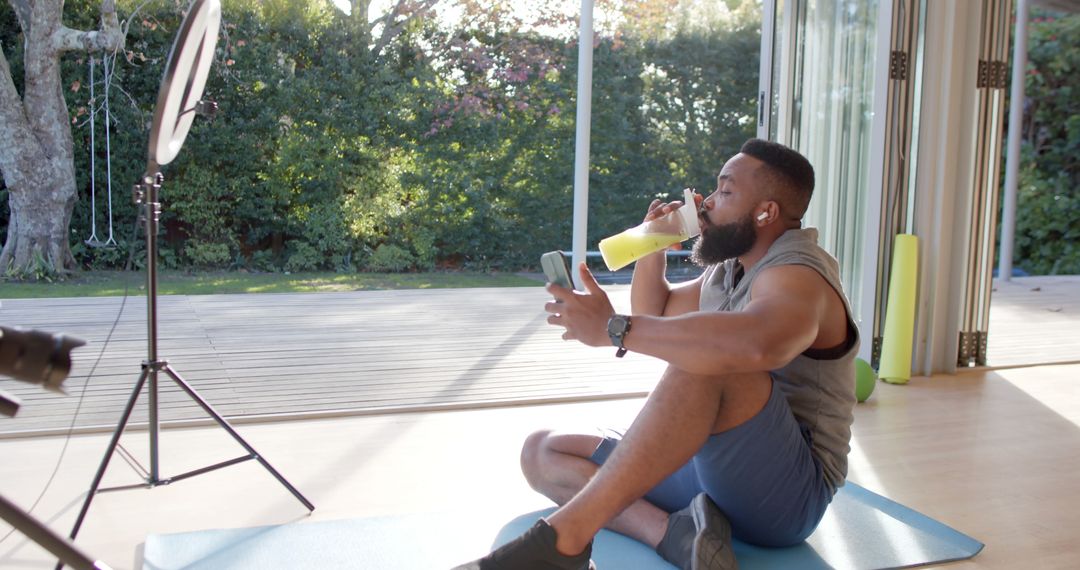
1013, 163, 1080, 274
285, 241, 321, 273
185, 241, 233, 269
292, 201, 354, 270
367, 244, 415, 272
4, 251, 58, 282
249, 250, 279, 272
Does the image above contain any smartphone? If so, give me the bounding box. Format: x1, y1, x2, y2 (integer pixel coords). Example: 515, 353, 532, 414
540, 250, 574, 290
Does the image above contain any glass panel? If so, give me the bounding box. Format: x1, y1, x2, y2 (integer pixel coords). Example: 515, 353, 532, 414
581, 0, 763, 280
781, 0, 879, 323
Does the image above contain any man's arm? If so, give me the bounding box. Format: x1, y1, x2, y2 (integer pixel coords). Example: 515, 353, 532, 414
625, 264, 827, 374
629, 197, 703, 318
629, 251, 703, 317
546, 263, 829, 376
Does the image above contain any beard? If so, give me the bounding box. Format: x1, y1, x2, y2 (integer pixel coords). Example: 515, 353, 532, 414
691, 212, 758, 267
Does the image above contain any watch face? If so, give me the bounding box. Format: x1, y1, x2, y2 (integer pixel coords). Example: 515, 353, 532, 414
607, 315, 628, 336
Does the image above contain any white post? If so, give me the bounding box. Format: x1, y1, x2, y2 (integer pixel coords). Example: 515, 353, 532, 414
999, 0, 1028, 282
570, 0, 595, 289
756, 0, 776, 140
857, 0, 896, 364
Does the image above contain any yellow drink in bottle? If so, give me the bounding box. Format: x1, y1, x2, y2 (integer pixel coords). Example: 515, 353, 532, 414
599, 231, 687, 271
598, 189, 700, 271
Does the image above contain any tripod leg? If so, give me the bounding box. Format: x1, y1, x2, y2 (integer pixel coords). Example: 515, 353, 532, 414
2, 494, 111, 570
65, 367, 150, 545
162, 365, 315, 512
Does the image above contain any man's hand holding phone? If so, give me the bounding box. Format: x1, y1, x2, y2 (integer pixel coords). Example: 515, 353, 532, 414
541, 252, 616, 347
540, 251, 574, 292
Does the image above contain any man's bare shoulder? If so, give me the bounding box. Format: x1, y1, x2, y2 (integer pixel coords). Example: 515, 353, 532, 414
751, 263, 849, 350
751, 263, 832, 299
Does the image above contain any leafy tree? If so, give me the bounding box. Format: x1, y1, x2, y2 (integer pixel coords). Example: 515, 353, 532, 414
1, 0, 766, 275
0, 0, 123, 276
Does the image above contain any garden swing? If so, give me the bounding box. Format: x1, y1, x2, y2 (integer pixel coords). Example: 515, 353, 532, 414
85, 54, 118, 248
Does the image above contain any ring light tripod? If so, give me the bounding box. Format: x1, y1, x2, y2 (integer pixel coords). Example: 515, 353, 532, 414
63, 1, 314, 564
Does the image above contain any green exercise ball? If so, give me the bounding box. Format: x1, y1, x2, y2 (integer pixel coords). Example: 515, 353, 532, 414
855, 358, 877, 403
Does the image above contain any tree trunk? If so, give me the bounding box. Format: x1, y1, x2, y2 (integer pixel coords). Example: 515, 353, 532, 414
1, 155, 78, 273
0, 0, 122, 277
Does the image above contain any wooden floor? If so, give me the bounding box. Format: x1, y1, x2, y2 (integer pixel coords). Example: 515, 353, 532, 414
2, 275, 1077, 437
0, 363, 1078, 569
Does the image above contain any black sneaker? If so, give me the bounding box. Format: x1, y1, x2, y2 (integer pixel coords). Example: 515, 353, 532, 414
655, 493, 737, 570
452, 518, 596, 570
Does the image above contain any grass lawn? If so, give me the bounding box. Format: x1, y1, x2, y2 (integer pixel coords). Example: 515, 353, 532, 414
0, 270, 542, 299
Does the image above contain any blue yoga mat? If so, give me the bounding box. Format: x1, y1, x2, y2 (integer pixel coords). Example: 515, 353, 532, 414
143, 483, 982, 569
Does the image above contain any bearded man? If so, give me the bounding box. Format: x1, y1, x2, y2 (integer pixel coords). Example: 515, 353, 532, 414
457, 139, 859, 570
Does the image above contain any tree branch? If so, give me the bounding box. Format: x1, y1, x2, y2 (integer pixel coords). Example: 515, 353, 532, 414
351, 0, 370, 25
9, 0, 32, 34
371, 0, 440, 58
0, 45, 38, 188
51, 0, 124, 54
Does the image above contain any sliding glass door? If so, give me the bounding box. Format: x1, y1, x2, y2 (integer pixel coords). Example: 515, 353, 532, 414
759, 0, 882, 339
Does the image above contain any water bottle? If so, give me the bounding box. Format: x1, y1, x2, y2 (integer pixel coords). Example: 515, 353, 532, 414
598, 189, 700, 271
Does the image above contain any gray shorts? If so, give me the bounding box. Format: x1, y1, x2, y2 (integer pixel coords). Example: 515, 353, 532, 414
589, 380, 832, 547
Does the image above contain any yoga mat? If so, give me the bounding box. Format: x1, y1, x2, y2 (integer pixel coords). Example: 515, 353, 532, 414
142, 510, 501, 570
142, 482, 982, 570
879, 234, 919, 384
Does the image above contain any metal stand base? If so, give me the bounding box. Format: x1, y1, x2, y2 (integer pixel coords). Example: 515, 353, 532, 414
62, 171, 313, 570
62, 360, 314, 569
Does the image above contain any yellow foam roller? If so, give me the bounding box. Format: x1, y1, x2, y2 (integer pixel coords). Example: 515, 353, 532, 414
879, 234, 919, 384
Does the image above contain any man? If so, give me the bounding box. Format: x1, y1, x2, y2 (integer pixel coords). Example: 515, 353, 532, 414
457, 139, 858, 570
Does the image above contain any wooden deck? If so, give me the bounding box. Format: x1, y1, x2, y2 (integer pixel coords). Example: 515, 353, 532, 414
1, 274, 1077, 437
0, 286, 667, 437
987, 275, 1080, 367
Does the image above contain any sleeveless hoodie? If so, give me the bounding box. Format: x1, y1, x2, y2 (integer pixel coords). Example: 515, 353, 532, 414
699, 228, 859, 493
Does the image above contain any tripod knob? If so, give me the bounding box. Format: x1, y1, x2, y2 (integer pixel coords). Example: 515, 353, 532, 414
136, 201, 161, 225
132, 173, 163, 205
195, 100, 219, 120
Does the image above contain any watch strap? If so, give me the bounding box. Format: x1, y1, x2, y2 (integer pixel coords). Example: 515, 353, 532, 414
607, 314, 631, 358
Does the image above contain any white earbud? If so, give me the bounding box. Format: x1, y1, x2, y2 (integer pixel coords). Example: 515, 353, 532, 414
757, 212, 769, 221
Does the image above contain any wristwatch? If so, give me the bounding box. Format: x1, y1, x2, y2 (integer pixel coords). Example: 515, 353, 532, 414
606, 314, 632, 358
